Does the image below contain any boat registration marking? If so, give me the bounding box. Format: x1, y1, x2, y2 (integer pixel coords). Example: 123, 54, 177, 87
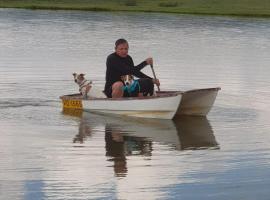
62, 99, 82, 109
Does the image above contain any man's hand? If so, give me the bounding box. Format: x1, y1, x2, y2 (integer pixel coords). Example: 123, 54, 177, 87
152, 79, 160, 86
145, 57, 153, 65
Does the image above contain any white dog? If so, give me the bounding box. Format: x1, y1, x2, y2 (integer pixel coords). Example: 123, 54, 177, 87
73, 73, 106, 98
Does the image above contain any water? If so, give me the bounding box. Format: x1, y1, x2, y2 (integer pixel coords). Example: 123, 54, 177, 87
1, 8, 270, 199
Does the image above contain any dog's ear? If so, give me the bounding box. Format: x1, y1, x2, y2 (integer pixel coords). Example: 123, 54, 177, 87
72, 73, 77, 77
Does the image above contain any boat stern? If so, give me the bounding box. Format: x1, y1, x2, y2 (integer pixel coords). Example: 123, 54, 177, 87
60, 94, 83, 110
176, 87, 220, 116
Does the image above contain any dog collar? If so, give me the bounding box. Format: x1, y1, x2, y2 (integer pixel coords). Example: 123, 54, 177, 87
79, 80, 92, 87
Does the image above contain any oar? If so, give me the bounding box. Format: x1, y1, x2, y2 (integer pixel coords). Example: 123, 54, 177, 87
150, 64, 160, 92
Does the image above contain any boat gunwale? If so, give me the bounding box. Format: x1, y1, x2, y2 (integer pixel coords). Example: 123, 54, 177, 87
183, 87, 221, 94
157, 87, 221, 95
59, 87, 220, 101
60, 91, 182, 101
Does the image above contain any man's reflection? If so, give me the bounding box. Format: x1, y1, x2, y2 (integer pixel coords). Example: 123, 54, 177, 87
105, 125, 152, 177
105, 127, 127, 177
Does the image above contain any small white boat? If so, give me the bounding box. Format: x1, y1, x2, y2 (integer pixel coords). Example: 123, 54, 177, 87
60, 87, 220, 120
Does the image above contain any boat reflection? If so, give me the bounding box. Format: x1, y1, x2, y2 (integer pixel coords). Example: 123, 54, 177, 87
174, 116, 219, 150
62, 109, 219, 177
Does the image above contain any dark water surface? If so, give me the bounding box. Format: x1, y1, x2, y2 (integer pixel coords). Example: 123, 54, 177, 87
1, 9, 270, 200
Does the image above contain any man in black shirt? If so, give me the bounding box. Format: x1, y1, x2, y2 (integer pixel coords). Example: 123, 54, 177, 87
104, 39, 160, 98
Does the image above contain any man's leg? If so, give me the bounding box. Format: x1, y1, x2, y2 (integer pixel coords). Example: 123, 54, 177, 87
112, 81, 124, 98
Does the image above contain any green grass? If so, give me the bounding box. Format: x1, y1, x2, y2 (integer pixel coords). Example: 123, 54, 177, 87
1, 0, 270, 17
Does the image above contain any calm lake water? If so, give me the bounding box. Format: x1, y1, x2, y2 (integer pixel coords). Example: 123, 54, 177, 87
1, 8, 270, 200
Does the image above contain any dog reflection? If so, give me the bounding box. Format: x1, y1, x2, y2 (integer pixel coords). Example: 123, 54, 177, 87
73, 120, 92, 144
105, 125, 152, 177
62, 109, 92, 143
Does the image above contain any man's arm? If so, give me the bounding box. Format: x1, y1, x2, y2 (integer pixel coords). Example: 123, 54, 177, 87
129, 57, 151, 78
134, 61, 147, 71
133, 57, 153, 71
107, 55, 152, 79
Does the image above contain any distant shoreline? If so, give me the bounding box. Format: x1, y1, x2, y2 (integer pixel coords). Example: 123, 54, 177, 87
1, 0, 270, 18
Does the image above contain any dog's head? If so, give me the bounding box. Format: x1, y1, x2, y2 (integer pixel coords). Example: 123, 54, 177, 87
121, 74, 134, 86
73, 73, 86, 85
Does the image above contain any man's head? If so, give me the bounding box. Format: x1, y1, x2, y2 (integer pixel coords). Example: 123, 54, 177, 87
115, 38, 129, 58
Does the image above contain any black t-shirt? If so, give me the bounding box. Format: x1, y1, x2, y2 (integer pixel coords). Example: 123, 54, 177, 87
104, 52, 151, 95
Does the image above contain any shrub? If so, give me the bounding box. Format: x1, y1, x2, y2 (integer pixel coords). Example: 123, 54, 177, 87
125, 0, 137, 6
159, 1, 178, 7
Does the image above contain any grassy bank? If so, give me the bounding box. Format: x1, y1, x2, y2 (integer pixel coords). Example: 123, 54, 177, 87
1, 0, 270, 17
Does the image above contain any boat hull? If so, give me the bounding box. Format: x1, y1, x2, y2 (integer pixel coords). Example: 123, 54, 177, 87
61, 93, 182, 120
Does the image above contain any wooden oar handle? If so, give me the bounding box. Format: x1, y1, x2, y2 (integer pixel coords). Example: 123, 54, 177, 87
150, 64, 160, 92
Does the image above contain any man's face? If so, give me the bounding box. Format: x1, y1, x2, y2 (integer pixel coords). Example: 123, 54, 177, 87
115, 43, 129, 58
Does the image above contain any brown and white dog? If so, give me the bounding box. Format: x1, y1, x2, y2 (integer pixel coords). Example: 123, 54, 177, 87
73, 73, 106, 98
120, 74, 155, 97
121, 74, 135, 86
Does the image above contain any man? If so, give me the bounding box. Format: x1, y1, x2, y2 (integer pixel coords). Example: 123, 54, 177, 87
104, 38, 160, 98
